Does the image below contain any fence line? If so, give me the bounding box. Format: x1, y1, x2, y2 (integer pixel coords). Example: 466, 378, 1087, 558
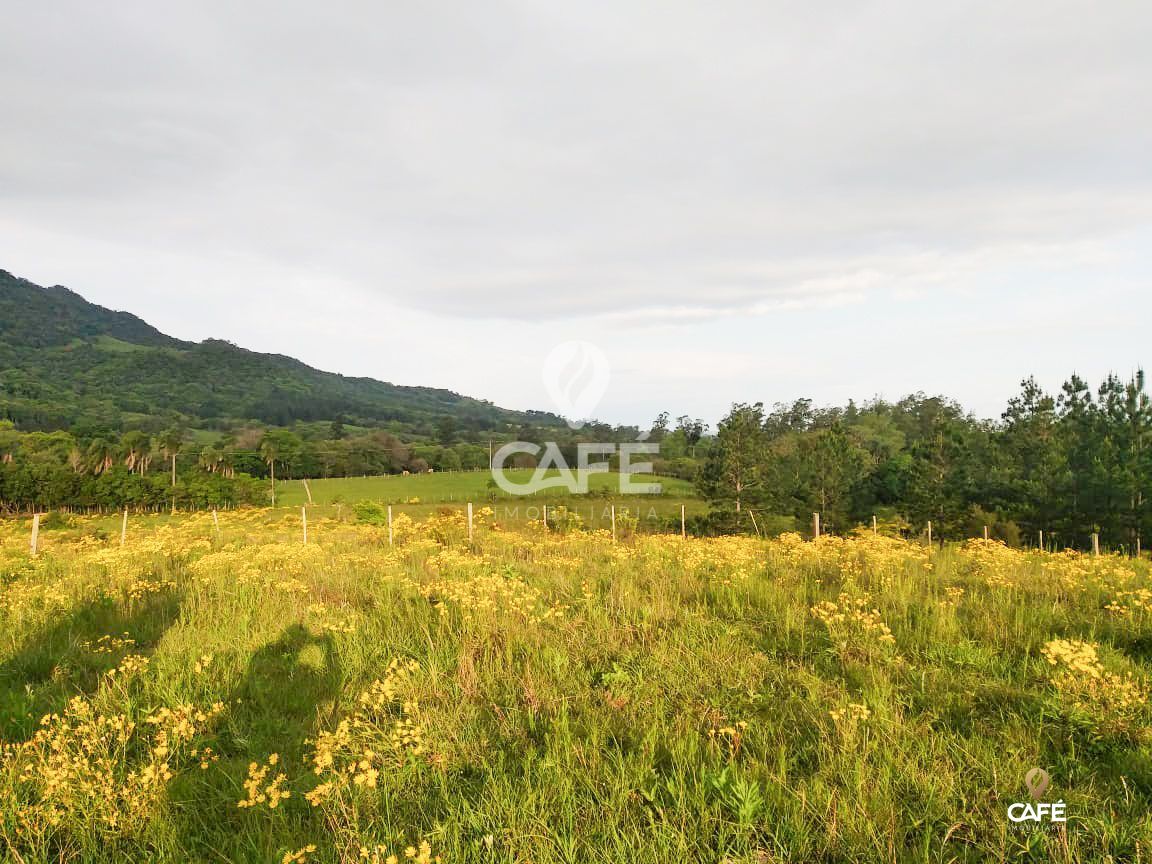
14, 500, 1145, 558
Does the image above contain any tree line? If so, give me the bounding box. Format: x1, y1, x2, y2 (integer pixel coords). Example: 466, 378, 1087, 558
699, 372, 1152, 551
0, 419, 469, 512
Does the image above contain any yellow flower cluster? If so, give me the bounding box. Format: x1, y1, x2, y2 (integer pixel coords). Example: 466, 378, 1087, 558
238, 753, 292, 809
1105, 588, 1152, 616
940, 586, 965, 607
417, 554, 565, 623
957, 539, 1024, 588
307, 602, 359, 634
829, 702, 871, 724
773, 531, 929, 587
1041, 638, 1147, 735
2, 694, 223, 841
305, 660, 428, 808
957, 539, 1142, 595
106, 653, 150, 681
1039, 552, 1137, 595
147, 702, 226, 760
358, 840, 439, 863
1042, 639, 1105, 678
811, 593, 897, 648
359, 658, 421, 709
282, 844, 318, 863
192, 543, 329, 590
708, 720, 749, 756
82, 633, 137, 654
828, 701, 873, 743
191, 746, 220, 770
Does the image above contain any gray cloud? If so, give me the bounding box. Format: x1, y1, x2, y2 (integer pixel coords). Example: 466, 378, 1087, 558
1, 2, 1150, 354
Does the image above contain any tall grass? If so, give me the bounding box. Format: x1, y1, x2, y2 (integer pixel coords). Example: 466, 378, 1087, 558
0, 510, 1149, 862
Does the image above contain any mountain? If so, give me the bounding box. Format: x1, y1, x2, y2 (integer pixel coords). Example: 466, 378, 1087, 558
0, 269, 561, 435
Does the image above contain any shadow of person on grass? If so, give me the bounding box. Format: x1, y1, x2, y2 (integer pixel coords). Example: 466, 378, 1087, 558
170, 623, 343, 861
0, 589, 183, 740
225, 623, 344, 755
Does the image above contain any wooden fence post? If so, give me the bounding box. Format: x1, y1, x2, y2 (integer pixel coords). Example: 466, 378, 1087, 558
871, 515, 877, 535
30, 513, 40, 556
983, 525, 989, 540
812, 512, 820, 539
611, 505, 617, 542
467, 502, 474, 544
121, 508, 128, 547
927, 521, 932, 546
1092, 533, 1100, 556
1038, 530, 1044, 552
387, 505, 393, 547
542, 504, 547, 527
681, 504, 687, 539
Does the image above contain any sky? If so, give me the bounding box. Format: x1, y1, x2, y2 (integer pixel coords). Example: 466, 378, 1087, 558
2, 1, 1150, 428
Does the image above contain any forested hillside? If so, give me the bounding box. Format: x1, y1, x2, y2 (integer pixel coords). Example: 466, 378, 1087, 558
0, 268, 628, 513
0, 269, 561, 436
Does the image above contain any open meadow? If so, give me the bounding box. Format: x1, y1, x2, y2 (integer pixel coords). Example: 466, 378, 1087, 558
275, 472, 704, 533
1, 508, 1151, 863
276, 470, 699, 506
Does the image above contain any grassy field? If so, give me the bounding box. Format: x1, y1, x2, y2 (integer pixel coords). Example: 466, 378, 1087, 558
1, 511, 1151, 862
277, 471, 705, 531
277, 470, 698, 504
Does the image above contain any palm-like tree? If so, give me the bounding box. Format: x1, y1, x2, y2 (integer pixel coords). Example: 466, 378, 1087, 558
140, 438, 156, 475
260, 435, 280, 506
122, 430, 151, 474
86, 438, 117, 475
160, 429, 184, 488
0, 424, 18, 464
199, 445, 222, 474
160, 429, 184, 513
219, 447, 237, 479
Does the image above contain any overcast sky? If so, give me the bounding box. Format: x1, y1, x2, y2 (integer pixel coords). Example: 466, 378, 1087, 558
2, 1, 1150, 427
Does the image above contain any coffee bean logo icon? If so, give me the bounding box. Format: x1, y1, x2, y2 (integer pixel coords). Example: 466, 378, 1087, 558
1025, 767, 1051, 800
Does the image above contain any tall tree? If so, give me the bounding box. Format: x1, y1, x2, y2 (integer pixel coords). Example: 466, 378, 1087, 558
802, 423, 872, 528
649, 412, 670, 442
160, 428, 184, 488
999, 377, 1064, 538
260, 434, 281, 506
86, 437, 117, 476
159, 428, 184, 512
675, 415, 707, 457
1056, 375, 1101, 545
703, 403, 768, 514
121, 430, 151, 475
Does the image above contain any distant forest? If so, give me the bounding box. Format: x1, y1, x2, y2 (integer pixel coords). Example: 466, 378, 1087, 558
701, 371, 1152, 551
4, 367, 1152, 554
0, 415, 700, 513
